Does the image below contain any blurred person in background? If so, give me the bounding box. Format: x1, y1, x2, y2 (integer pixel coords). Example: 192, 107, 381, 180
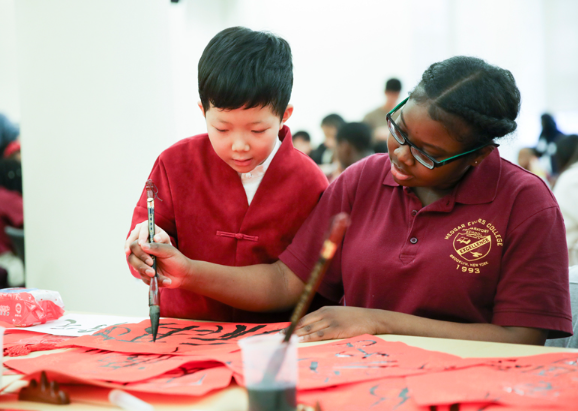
292, 130, 312, 156
310, 113, 345, 175
535, 113, 565, 178
0, 158, 24, 287
553, 134, 578, 265
0, 158, 22, 194
3, 141, 21, 162
0, 113, 19, 158
363, 78, 402, 153
332, 122, 374, 182
517, 147, 550, 186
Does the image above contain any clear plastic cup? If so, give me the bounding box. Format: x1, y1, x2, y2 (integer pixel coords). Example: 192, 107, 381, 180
238, 333, 298, 411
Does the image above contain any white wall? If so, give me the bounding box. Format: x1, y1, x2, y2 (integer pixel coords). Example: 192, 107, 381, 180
0, 0, 21, 121
14, 0, 175, 316
166, 0, 578, 161
544, 0, 578, 134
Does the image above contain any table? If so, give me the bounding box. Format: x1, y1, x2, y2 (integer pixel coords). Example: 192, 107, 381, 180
0, 315, 576, 410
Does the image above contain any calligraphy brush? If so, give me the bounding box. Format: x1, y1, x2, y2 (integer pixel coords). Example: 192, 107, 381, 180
261, 212, 350, 383
146, 179, 160, 343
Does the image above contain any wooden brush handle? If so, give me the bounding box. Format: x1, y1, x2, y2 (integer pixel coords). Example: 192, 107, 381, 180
284, 212, 350, 342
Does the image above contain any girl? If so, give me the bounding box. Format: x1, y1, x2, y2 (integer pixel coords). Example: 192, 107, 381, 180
132, 56, 572, 345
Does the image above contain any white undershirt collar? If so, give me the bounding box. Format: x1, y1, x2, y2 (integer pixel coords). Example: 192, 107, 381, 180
239, 137, 282, 205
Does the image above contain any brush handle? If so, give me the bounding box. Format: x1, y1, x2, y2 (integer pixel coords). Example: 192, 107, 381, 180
283, 212, 350, 343
146, 197, 159, 305
147, 199, 155, 244
261, 213, 350, 384
146, 195, 158, 280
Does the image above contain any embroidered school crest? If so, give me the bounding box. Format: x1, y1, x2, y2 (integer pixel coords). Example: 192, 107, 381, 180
453, 229, 492, 261
445, 219, 503, 274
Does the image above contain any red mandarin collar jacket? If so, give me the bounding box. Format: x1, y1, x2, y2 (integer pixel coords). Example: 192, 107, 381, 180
129, 126, 328, 322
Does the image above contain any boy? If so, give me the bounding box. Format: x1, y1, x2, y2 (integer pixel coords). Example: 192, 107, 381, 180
125, 27, 328, 323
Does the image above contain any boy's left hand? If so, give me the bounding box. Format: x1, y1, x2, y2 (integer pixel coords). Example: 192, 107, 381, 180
294, 306, 382, 342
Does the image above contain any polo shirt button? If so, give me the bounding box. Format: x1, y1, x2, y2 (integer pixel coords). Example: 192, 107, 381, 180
410, 237, 418, 244
411, 210, 418, 216
235, 233, 243, 239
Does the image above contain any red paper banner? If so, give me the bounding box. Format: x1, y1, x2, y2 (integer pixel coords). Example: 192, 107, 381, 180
5, 348, 214, 383
19, 364, 233, 397
296, 335, 486, 390
407, 352, 578, 408
123, 363, 232, 396
212, 335, 488, 390
61, 319, 288, 355
298, 377, 427, 411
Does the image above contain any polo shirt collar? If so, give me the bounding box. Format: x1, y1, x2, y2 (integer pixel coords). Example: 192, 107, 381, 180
382, 149, 501, 205
383, 158, 398, 187
454, 148, 500, 204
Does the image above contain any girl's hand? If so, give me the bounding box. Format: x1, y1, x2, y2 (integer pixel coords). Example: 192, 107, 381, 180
294, 306, 385, 342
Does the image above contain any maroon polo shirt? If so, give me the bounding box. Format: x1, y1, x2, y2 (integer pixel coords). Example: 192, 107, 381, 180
280, 150, 573, 338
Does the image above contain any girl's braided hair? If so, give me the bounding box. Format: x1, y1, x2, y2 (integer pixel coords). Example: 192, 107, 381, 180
410, 56, 521, 149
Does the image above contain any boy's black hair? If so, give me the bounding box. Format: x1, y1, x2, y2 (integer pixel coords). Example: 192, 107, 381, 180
293, 131, 311, 142
336, 122, 372, 152
198, 27, 293, 119
410, 56, 520, 149
321, 114, 346, 130
385, 78, 402, 92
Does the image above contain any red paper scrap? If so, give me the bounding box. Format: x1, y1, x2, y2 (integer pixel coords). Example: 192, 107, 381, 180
19, 364, 233, 397
3, 330, 76, 356
61, 319, 288, 355
407, 352, 578, 408
2, 366, 22, 376
4, 330, 47, 347
5, 348, 214, 383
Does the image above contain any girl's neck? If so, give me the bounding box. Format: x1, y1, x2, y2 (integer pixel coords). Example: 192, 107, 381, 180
412, 186, 453, 207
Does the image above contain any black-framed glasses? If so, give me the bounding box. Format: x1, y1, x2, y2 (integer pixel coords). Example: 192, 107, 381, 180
386, 97, 497, 170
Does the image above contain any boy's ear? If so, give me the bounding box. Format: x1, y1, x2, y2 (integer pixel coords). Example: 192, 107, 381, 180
280, 104, 294, 128
198, 102, 206, 117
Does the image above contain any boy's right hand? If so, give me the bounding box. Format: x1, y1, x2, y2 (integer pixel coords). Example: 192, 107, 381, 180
125, 221, 172, 284
138, 242, 193, 289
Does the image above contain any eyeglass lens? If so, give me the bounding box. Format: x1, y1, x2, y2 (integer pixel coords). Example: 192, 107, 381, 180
387, 117, 435, 169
